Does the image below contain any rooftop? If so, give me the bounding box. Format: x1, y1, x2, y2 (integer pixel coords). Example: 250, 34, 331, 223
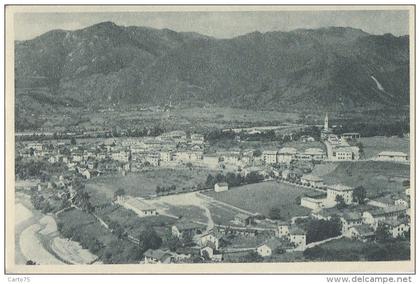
278, 147, 298, 154
352, 224, 375, 237
174, 221, 205, 231
378, 151, 408, 157
328, 184, 353, 192
301, 174, 323, 182
144, 249, 172, 261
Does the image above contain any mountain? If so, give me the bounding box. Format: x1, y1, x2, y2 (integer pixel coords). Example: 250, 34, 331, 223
15, 22, 409, 116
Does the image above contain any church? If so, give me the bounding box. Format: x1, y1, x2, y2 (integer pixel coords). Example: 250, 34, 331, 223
320, 113, 333, 140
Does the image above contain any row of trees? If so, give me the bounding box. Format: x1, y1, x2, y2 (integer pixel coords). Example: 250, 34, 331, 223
205, 171, 265, 189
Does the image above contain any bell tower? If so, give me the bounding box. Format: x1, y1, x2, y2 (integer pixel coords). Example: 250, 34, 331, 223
324, 113, 329, 130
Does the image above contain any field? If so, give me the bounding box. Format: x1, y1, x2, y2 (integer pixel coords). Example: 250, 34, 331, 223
95, 204, 178, 238
359, 136, 410, 159
205, 181, 312, 219
310, 238, 411, 261
86, 168, 215, 201
321, 161, 410, 197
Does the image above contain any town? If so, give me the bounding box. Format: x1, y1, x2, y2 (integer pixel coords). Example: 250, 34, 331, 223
15, 112, 411, 264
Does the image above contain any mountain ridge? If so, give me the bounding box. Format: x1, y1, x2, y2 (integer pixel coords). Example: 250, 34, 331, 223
15, 21, 409, 116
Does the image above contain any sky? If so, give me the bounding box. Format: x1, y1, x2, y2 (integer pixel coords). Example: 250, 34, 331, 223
14, 10, 409, 41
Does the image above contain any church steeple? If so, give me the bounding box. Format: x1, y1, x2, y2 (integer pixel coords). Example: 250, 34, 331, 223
324, 113, 329, 130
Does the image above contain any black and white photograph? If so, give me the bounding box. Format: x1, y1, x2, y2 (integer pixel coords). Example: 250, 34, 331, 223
4, 5, 415, 274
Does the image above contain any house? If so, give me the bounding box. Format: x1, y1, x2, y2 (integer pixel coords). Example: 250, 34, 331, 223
143, 249, 173, 264
234, 213, 254, 226
200, 241, 223, 261
146, 152, 160, 166
197, 231, 219, 249
159, 151, 172, 162
289, 226, 306, 251
172, 221, 206, 240
301, 135, 315, 142
341, 212, 363, 237
301, 174, 324, 188
377, 151, 408, 162
262, 150, 278, 164
380, 219, 410, 238
117, 196, 157, 217
296, 148, 325, 161
277, 222, 289, 237
257, 238, 285, 257
191, 134, 205, 145
281, 168, 303, 181
277, 147, 297, 164
395, 197, 409, 208
80, 169, 91, 180
214, 182, 229, 192
362, 206, 407, 229
347, 224, 375, 242
333, 146, 359, 161
326, 184, 353, 205
368, 195, 396, 208
341, 133, 361, 140
300, 196, 325, 211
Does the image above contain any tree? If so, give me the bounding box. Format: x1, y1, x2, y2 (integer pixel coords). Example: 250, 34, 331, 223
205, 174, 216, 188
353, 186, 367, 204
70, 137, 77, 145
335, 195, 347, 209
268, 207, 283, 220
114, 188, 125, 199
253, 150, 262, 157
375, 223, 392, 243
138, 226, 162, 254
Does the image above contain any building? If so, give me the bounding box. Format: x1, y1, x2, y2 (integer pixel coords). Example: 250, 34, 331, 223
117, 196, 157, 217
326, 184, 354, 205
377, 151, 409, 162
320, 113, 333, 140
296, 148, 326, 161
257, 238, 286, 257
362, 206, 407, 228
159, 151, 172, 162
234, 213, 254, 226
332, 146, 360, 161
301, 174, 324, 188
341, 212, 363, 237
289, 226, 306, 251
368, 195, 396, 208
277, 222, 289, 237
197, 232, 219, 249
301, 135, 315, 142
277, 147, 297, 164
341, 133, 361, 140
214, 182, 229, 192
262, 150, 278, 164
380, 219, 410, 238
143, 249, 173, 264
301, 197, 325, 211
172, 221, 206, 239
347, 224, 375, 242
146, 152, 160, 166
191, 134, 205, 145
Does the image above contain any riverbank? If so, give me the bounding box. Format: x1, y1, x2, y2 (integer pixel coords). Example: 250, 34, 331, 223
15, 191, 98, 265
